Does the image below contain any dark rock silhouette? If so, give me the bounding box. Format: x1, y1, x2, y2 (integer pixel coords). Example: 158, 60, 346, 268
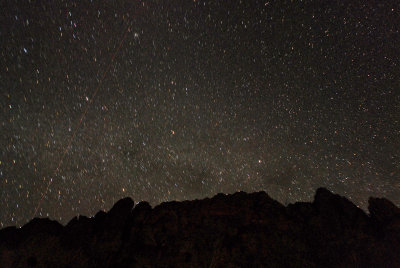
369, 197, 400, 227
1, 188, 400, 267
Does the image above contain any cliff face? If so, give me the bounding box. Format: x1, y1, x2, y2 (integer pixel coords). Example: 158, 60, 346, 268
1, 188, 400, 268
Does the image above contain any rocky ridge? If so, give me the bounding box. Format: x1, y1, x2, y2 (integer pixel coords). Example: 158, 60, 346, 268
1, 188, 400, 267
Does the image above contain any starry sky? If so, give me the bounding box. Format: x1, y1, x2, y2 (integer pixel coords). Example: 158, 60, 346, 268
1, 0, 399, 227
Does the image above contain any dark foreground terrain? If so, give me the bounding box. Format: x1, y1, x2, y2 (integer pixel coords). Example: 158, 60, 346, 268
1, 188, 400, 267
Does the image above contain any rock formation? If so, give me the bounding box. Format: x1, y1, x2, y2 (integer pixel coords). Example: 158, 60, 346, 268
1, 188, 400, 267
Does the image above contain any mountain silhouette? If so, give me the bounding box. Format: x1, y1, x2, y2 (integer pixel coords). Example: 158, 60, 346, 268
1, 188, 400, 267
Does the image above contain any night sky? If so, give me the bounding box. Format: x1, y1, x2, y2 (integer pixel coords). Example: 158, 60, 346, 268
1, 0, 399, 228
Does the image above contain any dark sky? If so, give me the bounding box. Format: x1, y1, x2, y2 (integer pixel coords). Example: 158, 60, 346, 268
1, 0, 399, 228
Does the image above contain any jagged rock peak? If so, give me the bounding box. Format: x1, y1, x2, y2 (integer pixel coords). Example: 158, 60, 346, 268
313, 187, 368, 222
108, 197, 134, 215
314, 187, 360, 210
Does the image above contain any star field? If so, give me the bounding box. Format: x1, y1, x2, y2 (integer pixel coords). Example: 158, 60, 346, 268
1, 0, 399, 227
